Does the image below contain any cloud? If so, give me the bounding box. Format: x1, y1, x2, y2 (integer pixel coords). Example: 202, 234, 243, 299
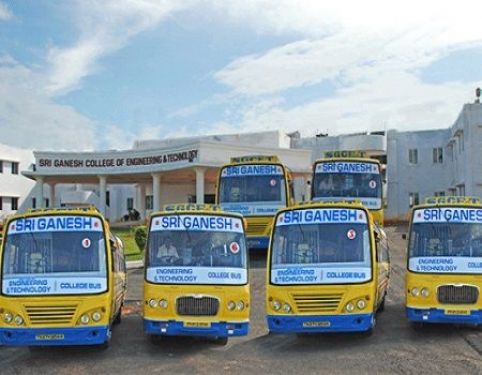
0, 1, 12, 21
46, 0, 194, 95
0, 55, 98, 151
208, 1, 482, 134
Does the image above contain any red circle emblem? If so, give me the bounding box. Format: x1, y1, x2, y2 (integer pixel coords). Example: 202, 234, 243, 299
230, 242, 240, 254
369, 180, 377, 189
347, 229, 356, 240
82, 238, 92, 249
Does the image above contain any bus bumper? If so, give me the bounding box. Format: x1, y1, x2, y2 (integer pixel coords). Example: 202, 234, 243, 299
267, 314, 374, 333
0, 326, 110, 346
144, 319, 249, 337
246, 236, 269, 250
406, 307, 482, 325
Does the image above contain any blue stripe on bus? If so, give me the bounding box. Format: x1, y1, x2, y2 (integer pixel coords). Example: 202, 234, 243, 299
143, 319, 248, 337
266, 313, 374, 333
0, 326, 110, 346
406, 307, 482, 324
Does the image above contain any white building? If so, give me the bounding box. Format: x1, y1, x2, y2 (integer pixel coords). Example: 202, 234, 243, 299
0, 144, 36, 219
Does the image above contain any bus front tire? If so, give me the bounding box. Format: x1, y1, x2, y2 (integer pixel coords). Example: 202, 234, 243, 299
213, 336, 228, 346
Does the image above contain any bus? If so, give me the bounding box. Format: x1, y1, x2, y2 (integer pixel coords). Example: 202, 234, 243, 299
311, 151, 384, 225
217, 155, 294, 249
406, 196, 482, 325
266, 201, 389, 334
0, 207, 126, 346
143, 204, 249, 345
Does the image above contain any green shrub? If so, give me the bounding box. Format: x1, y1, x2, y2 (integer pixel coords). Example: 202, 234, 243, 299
134, 226, 147, 252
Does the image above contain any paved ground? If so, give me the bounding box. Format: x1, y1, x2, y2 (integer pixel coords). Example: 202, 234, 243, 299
1, 226, 482, 374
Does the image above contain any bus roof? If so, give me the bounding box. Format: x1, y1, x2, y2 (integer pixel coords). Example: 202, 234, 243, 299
323, 150, 367, 158
11, 206, 103, 220
314, 157, 381, 165
413, 196, 482, 210
229, 155, 280, 164
276, 200, 369, 213
158, 203, 244, 219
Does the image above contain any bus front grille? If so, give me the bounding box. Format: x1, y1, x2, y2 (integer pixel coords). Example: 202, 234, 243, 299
291, 293, 343, 313
437, 285, 479, 305
24, 304, 78, 325
176, 296, 219, 316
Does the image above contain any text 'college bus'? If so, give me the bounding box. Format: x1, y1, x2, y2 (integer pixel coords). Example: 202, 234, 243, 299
406, 197, 482, 325
217, 155, 294, 250
266, 202, 389, 334
143, 204, 249, 344
311, 151, 384, 225
0, 208, 126, 346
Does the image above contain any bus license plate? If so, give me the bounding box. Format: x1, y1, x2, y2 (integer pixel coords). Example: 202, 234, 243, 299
35, 334, 65, 340
303, 321, 331, 328
445, 309, 470, 316
183, 321, 211, 328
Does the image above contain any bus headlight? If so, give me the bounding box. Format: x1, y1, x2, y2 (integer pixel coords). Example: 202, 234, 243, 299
356, 299, 366, 310
149, 299, 158, 308
3, 313, 13, 323
80, 314, 90, 325
92, 312, 102, 322
14, 315, 23, 325
159, 299, 168, 309
227, 301, 236, 311
421, 288, 430, 298
283, 304, 292, 313
345, 302, 355, 312
411, 288, 420, 297
271, 300, 281, 311
237, 301, 245, 311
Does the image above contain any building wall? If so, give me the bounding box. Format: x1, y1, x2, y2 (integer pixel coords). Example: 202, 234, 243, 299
0, 144, 35, 219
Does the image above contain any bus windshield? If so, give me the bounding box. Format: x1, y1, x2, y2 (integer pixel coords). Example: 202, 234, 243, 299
270, 208, 372, 285
146, 214, 248, 285
218, 164, 286, 215
313, 161, 382, 209
2, 215, 107, 296
408, 207, 482, 273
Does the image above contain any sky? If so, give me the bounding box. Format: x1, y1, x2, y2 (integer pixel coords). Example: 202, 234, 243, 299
1, 0, 482, 151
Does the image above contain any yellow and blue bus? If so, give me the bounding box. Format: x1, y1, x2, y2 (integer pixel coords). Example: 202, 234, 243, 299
406, 196, 482, 325
266, 201, 389, 334
217, 155, 294, 249
0, 207, 126, 346
311, 151, 384, 225
143, 204, 249, 344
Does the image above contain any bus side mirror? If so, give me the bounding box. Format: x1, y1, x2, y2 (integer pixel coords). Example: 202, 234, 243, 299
402, 233, 407, 240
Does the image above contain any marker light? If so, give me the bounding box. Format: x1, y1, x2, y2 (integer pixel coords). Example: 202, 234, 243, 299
356, 299, 366, 310
80, 314, 90, 325
421, 288, 430, 298
159, 299, 168, 309
3, 313, 13, 323
14, 315, 23, 325
411, 288, 420, 297
149, 299, 158, 308
227, 301, 236, 311
237, 301, 245, 311
345, 302, 355, 312
283, 304, 292, 313
92, 312, 102, 322
271, 300, 281, 311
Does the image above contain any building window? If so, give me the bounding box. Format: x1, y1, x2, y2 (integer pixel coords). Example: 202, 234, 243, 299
106, 191, 110, 206
146, 195, 153, 210
448, 188, 457, 196
458, 185, 465, 196
459, 134, 465, 153
32, 197, 36, 209
408, 149, 418, 164
45, 198, 49, 208
432, 147, 443, 163
0, 160, 3, 173
434, 191, 445, 197
11, 162, 19, 175
127, 197, 134, 210
409, 192, 419, 208
0, 197, 2, 210
11, 197, 18, 210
